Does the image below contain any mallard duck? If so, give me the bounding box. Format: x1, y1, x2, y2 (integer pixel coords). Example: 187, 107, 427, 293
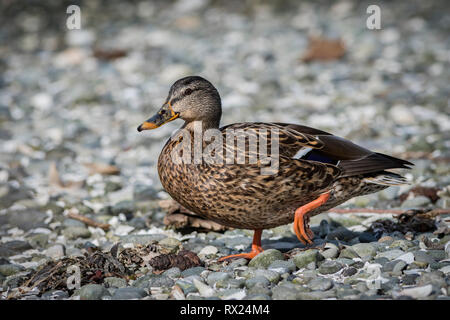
137, 76, 413, 261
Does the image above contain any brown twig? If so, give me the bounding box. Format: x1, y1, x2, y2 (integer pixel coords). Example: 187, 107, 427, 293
67, 211, 110, 231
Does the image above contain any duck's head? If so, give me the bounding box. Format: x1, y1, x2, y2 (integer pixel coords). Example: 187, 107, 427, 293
137, 76, 222, 132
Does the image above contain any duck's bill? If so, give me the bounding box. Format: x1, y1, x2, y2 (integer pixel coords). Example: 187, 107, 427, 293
137, 102, 179, 132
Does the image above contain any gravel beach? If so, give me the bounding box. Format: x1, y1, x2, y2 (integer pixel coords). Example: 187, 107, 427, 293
0, 0, 449, 300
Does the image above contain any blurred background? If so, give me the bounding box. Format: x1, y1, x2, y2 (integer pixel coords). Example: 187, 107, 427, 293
0, 0, 449, 217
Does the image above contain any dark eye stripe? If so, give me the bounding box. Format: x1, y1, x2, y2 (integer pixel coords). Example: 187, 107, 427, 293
171, 88, 200, 105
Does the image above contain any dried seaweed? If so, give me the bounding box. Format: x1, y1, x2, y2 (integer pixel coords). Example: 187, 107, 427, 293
23, 248, 129, 293
149, 250, 203, 271
368, 209, 437, 236
18, 242, 203, 297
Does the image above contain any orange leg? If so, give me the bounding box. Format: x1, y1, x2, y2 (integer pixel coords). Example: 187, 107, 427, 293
293, 193, 330, 245
218, 229, 263, 262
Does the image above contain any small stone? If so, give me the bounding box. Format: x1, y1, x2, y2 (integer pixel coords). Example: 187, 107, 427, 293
181, 266, 205, 278
439, 265, 450, 274
342, 267, 358, 277
248, 249, 285, 268
401, 196, 431, 208
163, 267, 182, 279
104, 277, 127, 288
112, 287, 147, 300
378, 236, 394, 243
413, 251, 436, 264
326, 227, 357, 242
427, 250, 446, 261
254, 269, 280, 283
417, 271, 446, 288
352, 243, 377, 258
0, 240, 32, 257
397, 252, 414, 264
111, 200, 135, 215
63, 227, 91, 240
45, 244, 66, 259
245, 276, 270, 289
206, 272, 230, 286
339, 248, 359, 259
28, 233, 49, 248
376, 249, 404, 260
402, 274, 419, 285
272, 283, 301, 300
148, 275, 175, 288
358, 232, 377, 243
158, 237, 181, 254
307, 278, 333, 291
193, 278, 216, 297
293, 249, 320, 269
319, 220, 330, 238
0, 264, 25, 276
63, 218, 85, 228
198, 246, 218, 256
321, 243, 339, 259
399, 284, 433, 299
175, 279, 198, 294
268, 260, 296, 274
318, 260, 343, 274
78, 284, 110, 300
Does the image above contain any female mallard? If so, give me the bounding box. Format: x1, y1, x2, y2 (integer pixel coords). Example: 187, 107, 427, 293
137, 76, 412, 261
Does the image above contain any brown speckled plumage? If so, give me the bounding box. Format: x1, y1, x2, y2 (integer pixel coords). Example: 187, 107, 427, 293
139, 76, 413, 231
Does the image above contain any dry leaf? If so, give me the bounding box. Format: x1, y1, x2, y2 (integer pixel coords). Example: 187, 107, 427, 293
48, 162, 84, 189
83, 162, 120, 175
301, 36, 346, 62
160, 198, 229, 232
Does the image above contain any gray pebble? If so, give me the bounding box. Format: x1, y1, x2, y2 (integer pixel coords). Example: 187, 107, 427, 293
112, 287, 147, 300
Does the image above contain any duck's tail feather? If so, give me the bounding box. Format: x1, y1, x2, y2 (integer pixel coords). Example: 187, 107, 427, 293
364, 171, 410, 186
338, 152, 413, 177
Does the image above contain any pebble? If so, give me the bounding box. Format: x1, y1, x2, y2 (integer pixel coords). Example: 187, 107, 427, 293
78, 284, 111, 300
396, 252, 415, 264
0, 264, 25, 276
206, 272, 230, 286
198, 245, 218, 256
248, 249, 284, 268
268, 260, 296, 274
321, 243, 339, 259
399, 284, 433, 299
63, 227, 91, 240
45, 244, 66, 259
293, 249, 320, 269
307, 278, 333, 291
104, 277, 127, 288
352, 243, 377, 258
181, 267, 205, 278
401, 196, 431, 208
193, 278, 216, 297
112, 287, 147, 300
318, 261, 344, 274
376, 249, 405, 261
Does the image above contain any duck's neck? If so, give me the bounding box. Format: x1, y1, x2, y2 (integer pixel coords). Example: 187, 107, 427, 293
182, 118, 220, 132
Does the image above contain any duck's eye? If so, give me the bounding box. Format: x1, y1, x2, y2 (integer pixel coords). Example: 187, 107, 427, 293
184, 88, 193, 96
160, 109, 167, 115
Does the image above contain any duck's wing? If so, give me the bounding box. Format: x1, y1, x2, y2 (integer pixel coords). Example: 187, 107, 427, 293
220, 122, 412, 177
272, 122, 414, 177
